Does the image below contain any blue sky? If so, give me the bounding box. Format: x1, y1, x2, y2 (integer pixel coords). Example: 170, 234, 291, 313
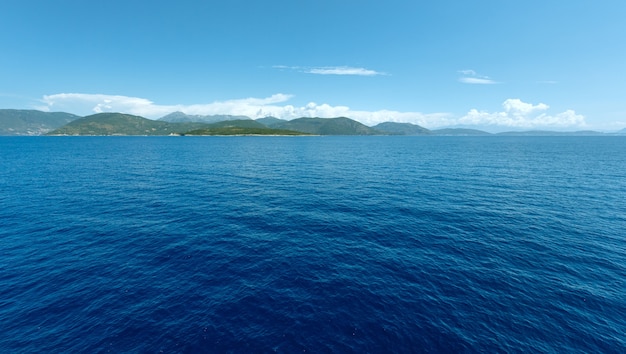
1, 0, 625, 131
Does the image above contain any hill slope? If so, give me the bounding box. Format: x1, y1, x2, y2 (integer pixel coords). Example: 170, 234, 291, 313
272, 117, 383, 135
256, 117, 287, 127
182, 119, 301, 135
48, 113, 210, 135
48, 114, 308, 136
0, 109, 81, 135
184, 119, 309, 135
159, 111, 251, 123
372, 122, 431, 135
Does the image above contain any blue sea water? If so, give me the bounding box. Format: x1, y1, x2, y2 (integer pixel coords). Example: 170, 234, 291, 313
0, 136, 625, 353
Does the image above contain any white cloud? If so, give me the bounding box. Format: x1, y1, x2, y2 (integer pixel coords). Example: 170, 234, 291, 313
37, 94, 585, 130
459, 77, 498, 84
40, 93, 294, 119
306, 66, 384, 76
502, 98, 549, 115
458, 69, 498, 84
274, 65, 385, 76
41, 93, 169, 117
459, 98, 586, 129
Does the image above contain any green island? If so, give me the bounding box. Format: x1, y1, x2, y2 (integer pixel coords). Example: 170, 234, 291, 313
183, 127, 310, 136
1, 109, 625, 136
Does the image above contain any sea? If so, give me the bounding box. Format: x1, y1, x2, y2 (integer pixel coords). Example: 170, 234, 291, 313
0, 136, 624, 353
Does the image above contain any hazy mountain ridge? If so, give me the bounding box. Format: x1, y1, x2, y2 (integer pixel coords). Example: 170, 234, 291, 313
372, 122, 431, 135
48, 114, 308, 136
255, 117, 287, 127
48, 113, 212, 136
50, 114, 386, 136
496, 130, 608, 136
159, 111, 251, 123
0, 109, 80, 135
611, 128, 626, 135
2, 109, 624, 136
183, 119, 310, 135
270, 117, 383, 135
432, 128, 492, 136
184, 119, 310, 136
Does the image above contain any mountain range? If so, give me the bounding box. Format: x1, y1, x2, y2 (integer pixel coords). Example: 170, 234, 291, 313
0, 109, 80, 135
158, 112, 251, 123
47, 113, 310, 136
372, 122, 431, 135
184, 120, 310, 136
1, 109, 625, 136
48, 113, 214, 136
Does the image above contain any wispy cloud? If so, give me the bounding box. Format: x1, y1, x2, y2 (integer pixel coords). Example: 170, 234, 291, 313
459, 77, 498, 84
37, 93, 585, 130
273, 65, 386, 76
306, 66, 384, 76
458, 69, 498, 84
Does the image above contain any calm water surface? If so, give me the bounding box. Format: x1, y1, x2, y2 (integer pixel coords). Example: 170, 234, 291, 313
1, 136, 625, 353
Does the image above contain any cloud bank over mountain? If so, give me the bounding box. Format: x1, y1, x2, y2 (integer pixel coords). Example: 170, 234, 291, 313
459, 99, 586, 129
38, 93, 586, 130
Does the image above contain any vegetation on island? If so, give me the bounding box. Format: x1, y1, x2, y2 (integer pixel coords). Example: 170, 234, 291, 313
255, 117, 288, 127
47, 113, 210, 136
2, 108, 625, 136
182, 119, 309, 135
268, 117, 383, 135
46, 113, 308, 136
372, 122, 432, 135
184, 127, 310, 136
158, 112, 251, 124
0, 109, 80, 135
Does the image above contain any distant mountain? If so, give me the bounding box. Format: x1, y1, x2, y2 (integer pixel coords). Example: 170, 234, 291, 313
431, 128, 492, 136
207, 119, 267, 129
184, 120, 309, 136
372, 122, 431, 135
497, 130, 605, 136
0, 109, 80, 135
48, 114, 308, 136
159, 111, 251, 123
272, 117, 383, 135
48, 113, 211, 135
256, 117, 288, 127
158, 111, 194, 122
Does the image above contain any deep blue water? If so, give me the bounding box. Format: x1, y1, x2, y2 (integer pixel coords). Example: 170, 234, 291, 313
1, 136, 625, 353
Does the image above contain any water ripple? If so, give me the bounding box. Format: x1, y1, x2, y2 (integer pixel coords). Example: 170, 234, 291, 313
1, 136, 625, 352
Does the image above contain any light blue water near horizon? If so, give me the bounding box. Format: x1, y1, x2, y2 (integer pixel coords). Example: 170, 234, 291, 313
1, 136, 625, 353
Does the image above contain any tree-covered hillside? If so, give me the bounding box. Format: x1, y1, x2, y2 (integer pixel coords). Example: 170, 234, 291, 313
0, 109, 80, 135
48, 113, 210, 135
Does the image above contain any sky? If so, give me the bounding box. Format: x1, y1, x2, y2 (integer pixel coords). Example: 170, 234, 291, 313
1, 0, 625, 132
